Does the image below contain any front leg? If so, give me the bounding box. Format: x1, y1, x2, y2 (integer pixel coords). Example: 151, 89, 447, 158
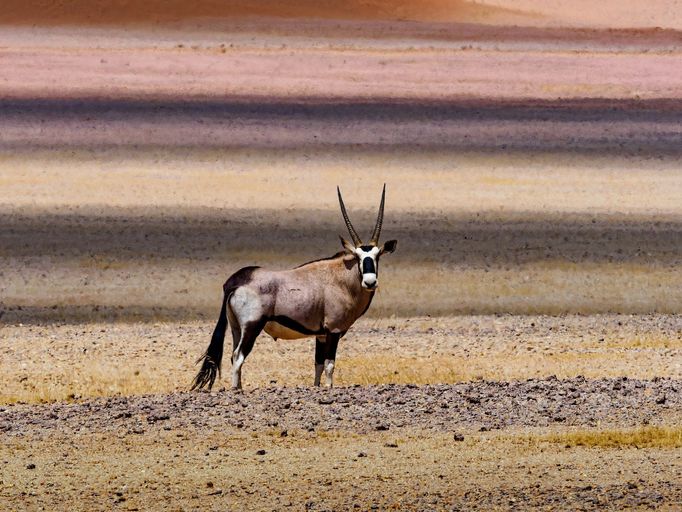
314, 336, 326, 386
314, 333, 343, 387
323, 332, 342, 388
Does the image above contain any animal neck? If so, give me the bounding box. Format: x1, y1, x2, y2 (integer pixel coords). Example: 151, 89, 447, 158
309, 252, 373, 302
337, 253, 375, 302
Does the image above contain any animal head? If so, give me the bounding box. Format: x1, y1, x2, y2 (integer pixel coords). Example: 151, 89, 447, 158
337, 184, 397, 290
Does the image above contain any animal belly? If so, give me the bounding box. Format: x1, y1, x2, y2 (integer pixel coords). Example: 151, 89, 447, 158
264, 321, 311, 340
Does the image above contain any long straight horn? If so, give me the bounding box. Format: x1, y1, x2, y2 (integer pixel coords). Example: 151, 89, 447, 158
369, 184, 386, 245
337, 186, 362, 246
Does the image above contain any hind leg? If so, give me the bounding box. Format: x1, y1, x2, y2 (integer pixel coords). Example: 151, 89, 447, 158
231, 319, 265, 390
229, 288, 267, 389
228, 307, 240, 365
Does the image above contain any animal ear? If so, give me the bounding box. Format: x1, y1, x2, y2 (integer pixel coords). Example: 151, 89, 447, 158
381, 239, 397, 254
339, 235, 356, 254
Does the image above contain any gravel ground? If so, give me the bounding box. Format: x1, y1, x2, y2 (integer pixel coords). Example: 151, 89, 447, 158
3, 377, 680, 438
2, 377, 681, 511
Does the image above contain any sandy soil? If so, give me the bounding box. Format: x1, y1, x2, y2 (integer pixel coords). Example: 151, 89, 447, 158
3, 427, 680, 511
2, 315, 681, 403
2, 45, 682, 101
2, 378, 681, 510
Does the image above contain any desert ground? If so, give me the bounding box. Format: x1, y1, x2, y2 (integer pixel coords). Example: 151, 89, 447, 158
1, 2, 682, 510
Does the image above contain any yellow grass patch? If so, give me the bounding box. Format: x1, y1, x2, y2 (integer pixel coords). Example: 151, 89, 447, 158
542, 426, 682, 449
2, 342, 679, 404
334, 350, 678, 387
2, 362, 182, 404
602, 334, 682, 350
2, 315, 680, 404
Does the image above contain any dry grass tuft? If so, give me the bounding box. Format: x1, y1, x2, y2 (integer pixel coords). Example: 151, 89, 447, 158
602, 334, 682, 350
2, 363, 184, 404
338, 356, 467, 385
543, 426, 682, 449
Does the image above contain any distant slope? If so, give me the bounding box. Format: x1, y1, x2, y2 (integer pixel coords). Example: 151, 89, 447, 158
2, 1, 678, 29
480, 0, 682, 29
0, 0, 536, 26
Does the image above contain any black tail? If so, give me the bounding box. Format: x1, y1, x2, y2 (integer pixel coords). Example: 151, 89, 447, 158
191, 291, 229, 391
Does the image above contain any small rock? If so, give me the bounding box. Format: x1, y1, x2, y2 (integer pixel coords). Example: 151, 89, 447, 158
453, 433, 465, 442
147, 413, 170, 423
256, 449, 266, 456
357, 452, 367, 458
375, 424, 389, 431
280, 430, 288, 437
384, 442, 398, 448
26, 463, 36, 470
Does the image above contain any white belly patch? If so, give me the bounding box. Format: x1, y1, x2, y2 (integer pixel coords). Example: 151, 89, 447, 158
264, 321, 310, 340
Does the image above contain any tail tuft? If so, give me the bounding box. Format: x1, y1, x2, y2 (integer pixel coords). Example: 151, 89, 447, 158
190, 353, 220, 391
191, 291, 229, 391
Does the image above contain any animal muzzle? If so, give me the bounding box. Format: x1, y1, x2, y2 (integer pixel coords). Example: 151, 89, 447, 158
362, 273, 378, 289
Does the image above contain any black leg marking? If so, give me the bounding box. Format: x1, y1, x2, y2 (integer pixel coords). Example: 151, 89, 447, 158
315, 337, 326, 366
239, 319, 266, 359
322, 332, 344, 388
324, 333, 341, 361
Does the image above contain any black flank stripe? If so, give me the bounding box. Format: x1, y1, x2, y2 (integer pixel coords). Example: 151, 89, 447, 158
268, 315, 327, 336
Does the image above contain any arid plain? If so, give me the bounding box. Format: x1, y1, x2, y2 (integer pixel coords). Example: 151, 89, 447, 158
1, 2, 682, 510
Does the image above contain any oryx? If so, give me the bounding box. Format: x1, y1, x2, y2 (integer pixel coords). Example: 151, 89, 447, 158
191, 185, 397, 390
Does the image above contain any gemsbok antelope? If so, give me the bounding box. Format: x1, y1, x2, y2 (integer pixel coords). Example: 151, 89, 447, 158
191, 185, 397, 390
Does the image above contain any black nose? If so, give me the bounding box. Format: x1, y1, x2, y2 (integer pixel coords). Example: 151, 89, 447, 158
364, 278, 377, 288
